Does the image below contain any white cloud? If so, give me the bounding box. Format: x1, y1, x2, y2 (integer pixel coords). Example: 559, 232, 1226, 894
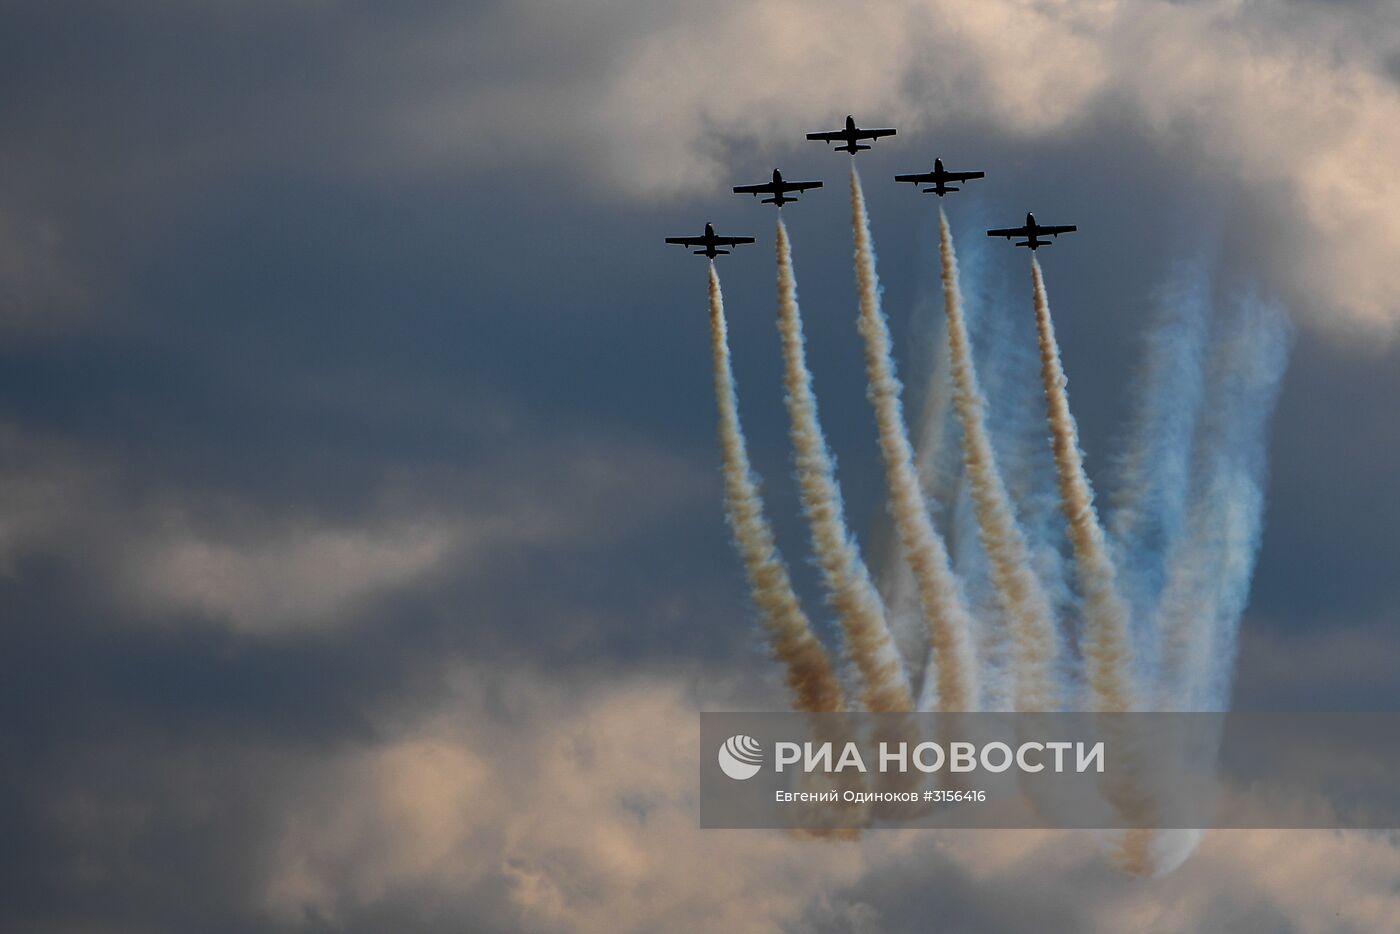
8, 2, 1400, 336
0, 420, 705, 634
126, 519, 461, 634
375, 0, 1400, 337
113, 435, 704, 633
256, 665, 1400, 933
21, 656, 1400, 931
607, 1, 1399, 335
262, 674, 871, 931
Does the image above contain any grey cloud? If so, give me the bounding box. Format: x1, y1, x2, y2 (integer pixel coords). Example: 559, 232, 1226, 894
9, 1, 1400, 332
6, 666, 1398, 933
0, 1, 1396, 928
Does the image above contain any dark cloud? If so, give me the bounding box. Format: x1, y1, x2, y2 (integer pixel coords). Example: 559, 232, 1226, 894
0, 0, 1398, 928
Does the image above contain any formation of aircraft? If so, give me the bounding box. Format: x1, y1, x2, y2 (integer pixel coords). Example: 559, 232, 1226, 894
805, 115, 896, 155
665, 223, 756, 259
985, 212, 1078, 251
733, 169, 823, 207
894, 158, 985, 197
665, 117, 1079, 259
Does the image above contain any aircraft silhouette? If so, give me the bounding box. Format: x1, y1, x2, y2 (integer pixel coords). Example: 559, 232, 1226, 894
806, 115, 896, 154
986, 212, 1077, 250
894, 158, 985, 197
732, 168, 823, 207
665, 223, 756, 259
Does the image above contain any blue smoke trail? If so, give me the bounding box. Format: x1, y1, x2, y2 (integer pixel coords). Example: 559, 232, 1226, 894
1157, 290, 1292, 710
1108, 253, 1214, 674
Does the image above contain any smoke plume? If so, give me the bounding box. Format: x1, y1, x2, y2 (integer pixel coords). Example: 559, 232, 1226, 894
1030, 258, 1136, 713
939, 210, 1061, 712
849, 165, 979, 712
1157, 293, 1292, 710
775, 218, 913, 712
696, 191, 1290, 878
707, 264, 846, 713
1108, 257, 1212, 663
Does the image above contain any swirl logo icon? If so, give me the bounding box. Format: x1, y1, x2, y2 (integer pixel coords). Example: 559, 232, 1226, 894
717, 734, 764, 780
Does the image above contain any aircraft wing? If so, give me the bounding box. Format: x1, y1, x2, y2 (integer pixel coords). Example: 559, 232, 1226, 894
858, 128, 896, 140
1040, 224, 1076, 235
894, 173, 933, 184
665, 237, 704, 246
986, 226, 1030, 238
805, 131, 843, 141
712, 236, 755, 246
946, 170, 985, 181
732, 183, 776, 194
788, 180, 823, 192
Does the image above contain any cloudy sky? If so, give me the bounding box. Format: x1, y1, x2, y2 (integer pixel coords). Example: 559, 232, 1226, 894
1, 1, 1399, 931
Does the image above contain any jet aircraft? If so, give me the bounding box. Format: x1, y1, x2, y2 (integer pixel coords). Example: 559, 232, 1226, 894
986, 213, 1077, 250
805, 115, 896, 154
664, 223, 756, 259
894, 158, 985, 197
732, 168, 823, 207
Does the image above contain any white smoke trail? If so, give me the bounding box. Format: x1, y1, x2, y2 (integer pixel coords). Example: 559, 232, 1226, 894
953, 225, 1074, 707
1108, 292, 1288, 874
980, 304, 1077, 648
910, 292, 963, 519
1108, 256, 1213, 660
849, 164, 980, 712
706, 263, 847, 714
873, 259, 961, 693
775, 218, 913, 713
940, 211, 1061, 712
871, 513, 931, 689
949, 472, 1009, 708
1030, 258, 1136, 713
1158, 293, 1292, 710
